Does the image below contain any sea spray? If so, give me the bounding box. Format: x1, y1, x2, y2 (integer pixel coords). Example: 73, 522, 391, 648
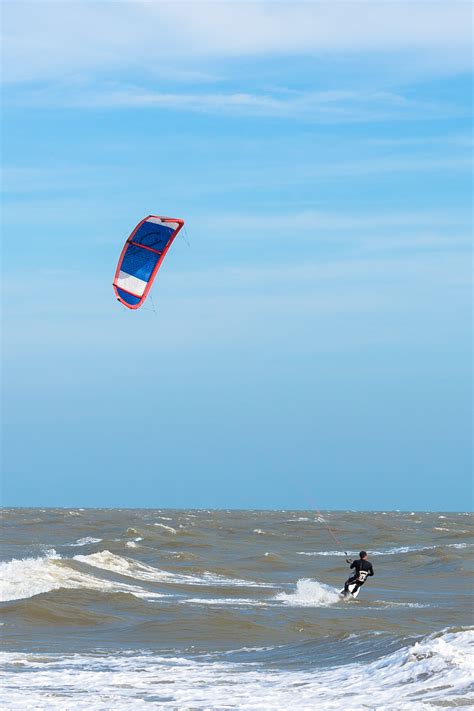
1, 630, 471, 709
275, 578, 341, 607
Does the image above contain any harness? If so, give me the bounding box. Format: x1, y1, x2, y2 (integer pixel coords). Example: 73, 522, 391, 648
357, 570, 369, 583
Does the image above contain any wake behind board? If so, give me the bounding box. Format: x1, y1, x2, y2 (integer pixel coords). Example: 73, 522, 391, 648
339, 583, 361, 599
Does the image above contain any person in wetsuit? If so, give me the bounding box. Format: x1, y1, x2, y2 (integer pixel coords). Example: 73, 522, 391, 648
343, 550, 374, 596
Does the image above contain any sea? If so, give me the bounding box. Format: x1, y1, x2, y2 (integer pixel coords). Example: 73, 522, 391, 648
1, 508, 472, 709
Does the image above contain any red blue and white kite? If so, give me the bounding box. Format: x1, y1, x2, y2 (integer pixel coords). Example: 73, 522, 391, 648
113, 215, 184, 309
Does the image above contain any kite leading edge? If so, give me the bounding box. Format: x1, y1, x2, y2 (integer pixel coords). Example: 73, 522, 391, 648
113, 215, 184, 309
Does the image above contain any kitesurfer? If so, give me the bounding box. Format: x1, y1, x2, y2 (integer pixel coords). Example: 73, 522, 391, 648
343, 551, 374, 596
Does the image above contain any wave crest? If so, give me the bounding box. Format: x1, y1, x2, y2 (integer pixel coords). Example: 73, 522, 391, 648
2, 628, 470, 708
275, 579, 341, 607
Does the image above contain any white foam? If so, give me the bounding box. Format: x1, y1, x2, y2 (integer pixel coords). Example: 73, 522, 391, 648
298, 542, 473, 556
126, 537, 143, 548
274, 578, 341, 607
68, 537, 103, 547
153, 523, 177, 534
74, 551, 270, 588
374, 601, 429, 609
74, 551, 174, 581
0, 552, 163, 602
2, 629, 470, 709
298, 550, 350, 556
186, 598, 267, 607
285, 517, 311, 522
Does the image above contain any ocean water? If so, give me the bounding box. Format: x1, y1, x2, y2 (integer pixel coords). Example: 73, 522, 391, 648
1, 508, 473, 709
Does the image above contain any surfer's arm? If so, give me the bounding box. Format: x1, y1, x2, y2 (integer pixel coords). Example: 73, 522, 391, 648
368, 563, 374, 576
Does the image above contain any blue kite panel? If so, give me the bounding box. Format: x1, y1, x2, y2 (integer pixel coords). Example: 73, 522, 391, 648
121, 243, 159, 283
116, 287, 141, 305
113, 214, 184, 310
132, 221, 174, 251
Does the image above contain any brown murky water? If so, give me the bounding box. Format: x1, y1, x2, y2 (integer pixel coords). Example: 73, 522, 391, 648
1, 508, 473, 708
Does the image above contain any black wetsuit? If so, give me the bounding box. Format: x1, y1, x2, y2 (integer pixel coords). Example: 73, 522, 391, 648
344, 559, 374, 593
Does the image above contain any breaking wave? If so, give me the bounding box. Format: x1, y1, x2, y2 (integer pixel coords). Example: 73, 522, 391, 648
0, 551, 163, 602
274, 579, 341, 607
68, 537, 103, 547
0, 550, 270, 603
74, 550, 269, 588
153, 523, 178, 534
1, 629, 471, 709
298, 542, 473, 556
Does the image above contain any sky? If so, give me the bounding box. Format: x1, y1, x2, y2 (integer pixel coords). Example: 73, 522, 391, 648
1, 1, 472, 511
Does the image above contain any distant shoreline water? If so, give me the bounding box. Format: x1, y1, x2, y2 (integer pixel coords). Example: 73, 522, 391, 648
1, 508, 472, 709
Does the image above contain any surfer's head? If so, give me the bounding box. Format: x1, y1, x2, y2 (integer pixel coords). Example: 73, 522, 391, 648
359, 551, 368, 559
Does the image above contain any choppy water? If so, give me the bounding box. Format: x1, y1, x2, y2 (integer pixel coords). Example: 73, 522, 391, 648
1, 508, 473, 709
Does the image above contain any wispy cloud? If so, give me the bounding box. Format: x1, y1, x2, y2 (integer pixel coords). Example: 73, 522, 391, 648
4, 251, 469, 334
3, 149, 470, 210
364, 133, 474, 149
4, 81, 468, 124
1, 180, 469, 257
198, 209, 470, 234
2, 1, 472, 83
194, 210, 471, 256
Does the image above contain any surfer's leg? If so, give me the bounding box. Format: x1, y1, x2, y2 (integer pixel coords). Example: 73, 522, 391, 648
344, 575, 357, 592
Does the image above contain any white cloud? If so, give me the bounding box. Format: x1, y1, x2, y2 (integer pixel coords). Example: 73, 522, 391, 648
3, 251, 469, 352
2, 1, 471, 83
197, 209, 469, 234
194, 210, 471, 256
5, 81, 468, 123
6, 144, 471, 190
155, 1, 472, 58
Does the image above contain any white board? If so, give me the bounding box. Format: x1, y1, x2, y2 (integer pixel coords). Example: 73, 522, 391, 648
339, 583, 361, 599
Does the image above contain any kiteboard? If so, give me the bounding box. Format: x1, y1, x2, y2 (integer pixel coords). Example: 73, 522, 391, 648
339, 583, 361, 599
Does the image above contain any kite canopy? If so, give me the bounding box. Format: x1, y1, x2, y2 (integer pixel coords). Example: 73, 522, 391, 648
113, 215, 184, 309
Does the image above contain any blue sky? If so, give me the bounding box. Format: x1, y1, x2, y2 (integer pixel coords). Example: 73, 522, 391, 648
2, 1, 472, 511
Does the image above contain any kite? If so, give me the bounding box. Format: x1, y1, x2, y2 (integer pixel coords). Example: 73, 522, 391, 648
113, 215, 184, 309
